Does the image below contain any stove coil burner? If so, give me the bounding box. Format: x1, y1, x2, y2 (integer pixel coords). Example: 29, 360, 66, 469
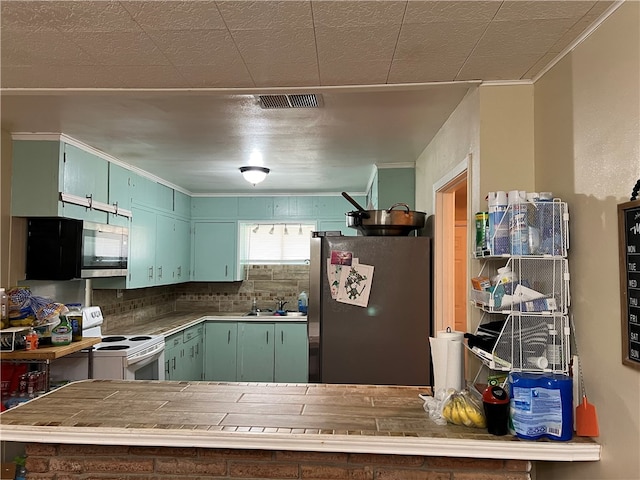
129, 336, 152, 342
97, 345, 130, 351
101, 336, 127, 342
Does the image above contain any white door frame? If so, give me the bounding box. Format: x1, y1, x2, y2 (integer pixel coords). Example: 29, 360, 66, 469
432, 155, 470, 333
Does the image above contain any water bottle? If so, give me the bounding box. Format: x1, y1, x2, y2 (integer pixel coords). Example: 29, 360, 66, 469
297, 291, 308, 314
508, 190, 530, 256
488, 191, 509, 255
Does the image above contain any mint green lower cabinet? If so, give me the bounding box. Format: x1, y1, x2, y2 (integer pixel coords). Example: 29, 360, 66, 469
274, 323, 309, 383
164, 333, 184, 381
204, 322, 238, 381
237, 323, 275, 382
183, 324, 204, 381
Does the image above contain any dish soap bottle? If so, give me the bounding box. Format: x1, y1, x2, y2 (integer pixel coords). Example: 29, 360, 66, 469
298, 291, 308, 314
51, 312, 72, 346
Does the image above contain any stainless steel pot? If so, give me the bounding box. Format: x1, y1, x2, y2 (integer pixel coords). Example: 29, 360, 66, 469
345, 202, 426, 236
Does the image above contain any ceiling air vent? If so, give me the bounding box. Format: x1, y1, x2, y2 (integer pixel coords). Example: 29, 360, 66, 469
257, 94, 323, 109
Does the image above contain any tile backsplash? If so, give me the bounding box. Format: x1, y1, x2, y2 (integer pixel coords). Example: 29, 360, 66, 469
94, 265, 310, 333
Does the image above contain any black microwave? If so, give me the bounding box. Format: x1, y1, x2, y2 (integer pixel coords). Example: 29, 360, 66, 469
26, 218, 128, 280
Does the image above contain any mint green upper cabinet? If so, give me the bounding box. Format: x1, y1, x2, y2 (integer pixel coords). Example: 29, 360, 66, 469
274, 322, 309, 383
175, 218, 191, 282
174, 191, 191, 218
193, 222, 239, 281
237, 322, 275, 382
238, 197, 273, 219
11, 140, 63, 217
316, 195, 366, 218
131, 176, 173, 211
107, 163, 132, 227
62, 143, 109, 203
204, 322, 238, 381
192, 197, 239, 219
274, 197, 314, 219
11, 140, 109, 222
155, 214, 175, 285
374, 168, 415, 210
128, 206, 157, 288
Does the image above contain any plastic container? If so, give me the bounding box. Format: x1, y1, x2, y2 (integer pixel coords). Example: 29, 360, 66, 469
509, 190, 530, 256
509, 372, 573, 441
66, 304, 83, 342
482, 385, 510, 435
488, 191, 509, 255
298, 291, 308, 314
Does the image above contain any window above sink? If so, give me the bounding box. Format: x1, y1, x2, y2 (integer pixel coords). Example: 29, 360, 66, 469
239, 222, 316, 265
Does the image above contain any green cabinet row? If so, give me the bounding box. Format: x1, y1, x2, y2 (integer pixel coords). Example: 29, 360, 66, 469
204, 321, 308, 383
12, 139, 360, 288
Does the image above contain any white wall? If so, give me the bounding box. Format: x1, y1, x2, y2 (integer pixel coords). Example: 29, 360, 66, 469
534, 2, 640, 479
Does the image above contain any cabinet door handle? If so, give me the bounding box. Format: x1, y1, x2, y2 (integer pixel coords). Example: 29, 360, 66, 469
227, 330, 231, 344
281, 331, 284, 344
158, 266, 163, 279
149, 266, 154, 279
165, 360, 170, 375
190, 345, 194, 358
177, 266, 181, 277
225, 265, 228, 277
195, 343, 199, 355
172, 357, 176, 370
266, 331, 269, 344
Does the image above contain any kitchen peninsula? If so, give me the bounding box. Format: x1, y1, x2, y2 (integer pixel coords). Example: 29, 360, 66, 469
0, 379, 599, 479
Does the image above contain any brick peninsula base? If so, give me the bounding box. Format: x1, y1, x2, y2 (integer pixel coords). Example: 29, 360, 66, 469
25, 443, 532, 479
0, 380, 599, 479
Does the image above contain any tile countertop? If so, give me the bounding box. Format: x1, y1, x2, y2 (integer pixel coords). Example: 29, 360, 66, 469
0, 380, 599, 462
106, 311, 307, 337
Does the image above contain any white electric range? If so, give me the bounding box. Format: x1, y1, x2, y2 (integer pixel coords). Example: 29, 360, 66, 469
50, 307, 166, 382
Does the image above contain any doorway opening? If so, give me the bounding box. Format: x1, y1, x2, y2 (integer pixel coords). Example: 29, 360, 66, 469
433, 162, 468, 333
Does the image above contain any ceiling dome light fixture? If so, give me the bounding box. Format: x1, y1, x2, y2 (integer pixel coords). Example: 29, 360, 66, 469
240, 166, 270, 186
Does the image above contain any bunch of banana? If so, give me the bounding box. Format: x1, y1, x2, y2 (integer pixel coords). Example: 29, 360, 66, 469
442, 391, 486, 428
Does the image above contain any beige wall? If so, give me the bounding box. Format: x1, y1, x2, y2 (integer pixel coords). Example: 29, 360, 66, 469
415, 87, 480, 216
534, 2, 640, 479
1, 129, 12, 287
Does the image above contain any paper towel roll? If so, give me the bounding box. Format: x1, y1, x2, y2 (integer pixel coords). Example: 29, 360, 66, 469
430, 329, 465, 393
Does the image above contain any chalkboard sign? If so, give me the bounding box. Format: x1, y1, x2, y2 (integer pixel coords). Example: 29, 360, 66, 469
619, 198, 640, 370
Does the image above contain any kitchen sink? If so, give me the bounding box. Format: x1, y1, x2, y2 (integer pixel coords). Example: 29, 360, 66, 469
243, 311, 306, 317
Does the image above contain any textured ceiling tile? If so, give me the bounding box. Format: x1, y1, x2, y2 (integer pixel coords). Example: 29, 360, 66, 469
494, 1, 596, 21
394, 21, 488, 60
216, 0, 313, 30
248, 61, 320, 87
0, 1, 59, 32
146, 30, 242, 66
472, 18, 576, 56
0, 65, 187, 88
319, 60, 390, 86
315, 26, 400, 64
457, 53, 543, 81
71, 32, 171, 66
177, 65, 255, 88
96, 66, 194, 88
403, 1, 501, 24
311, 0, 406, 27
122, 1, 227, 31
1, 30, 98, 66
230, 28, 316, 65
32, 0, 140, 32
388, 57, 467, 83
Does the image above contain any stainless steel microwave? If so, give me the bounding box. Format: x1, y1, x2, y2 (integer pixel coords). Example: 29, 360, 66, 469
26, 218, 128, 280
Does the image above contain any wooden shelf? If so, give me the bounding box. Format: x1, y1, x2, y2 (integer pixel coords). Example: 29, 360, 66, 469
0, 337, 101, 361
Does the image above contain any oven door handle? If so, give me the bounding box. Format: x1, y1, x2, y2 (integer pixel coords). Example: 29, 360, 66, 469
125, 344, 165, 368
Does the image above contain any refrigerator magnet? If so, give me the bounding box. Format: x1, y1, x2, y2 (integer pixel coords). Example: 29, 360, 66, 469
336, 263, 374, 307
330, 250, 353, 265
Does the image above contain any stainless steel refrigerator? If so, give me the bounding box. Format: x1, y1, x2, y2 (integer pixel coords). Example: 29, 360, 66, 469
309, 233, 432, 386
